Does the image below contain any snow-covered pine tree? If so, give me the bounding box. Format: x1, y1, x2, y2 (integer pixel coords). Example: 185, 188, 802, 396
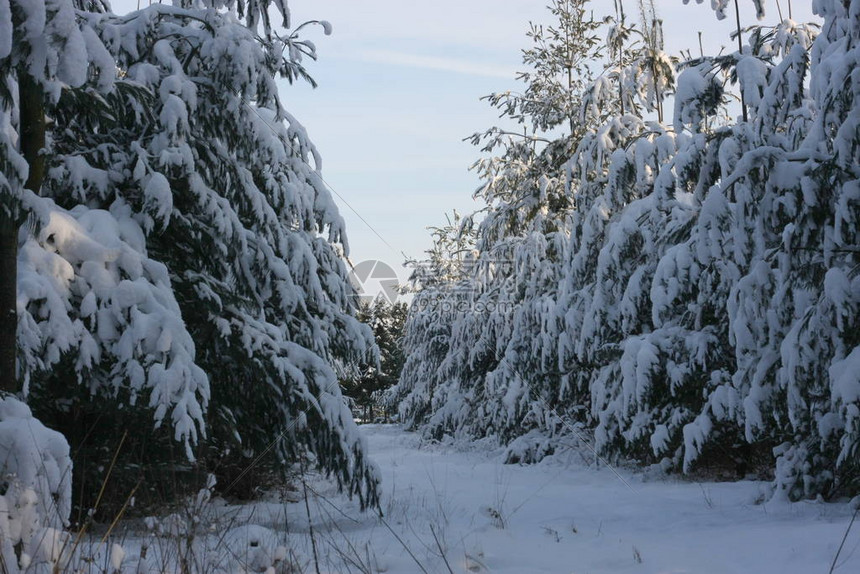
760, 0, 860, 499
579, 0, 859, 500
451, 0, 600, 447
0, 0, 209, 525
389, 0, 605, 454
0, 0, 97, 394
463, 140, 574, 448
4, 0, 380, 509
389, 212, 476, 434
578, 1, 821, 479
555, 5, 681, 453
636, 0, 857, 496
2, 0, 211, 441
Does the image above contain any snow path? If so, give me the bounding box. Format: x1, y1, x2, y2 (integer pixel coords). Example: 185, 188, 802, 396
241, 424, 858, 573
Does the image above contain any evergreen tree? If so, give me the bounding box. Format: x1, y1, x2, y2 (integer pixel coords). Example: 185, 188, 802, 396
341, 299, 407, 423
3, 0, 380, 511
389, 212, 477, 434
392, 0, 603, 450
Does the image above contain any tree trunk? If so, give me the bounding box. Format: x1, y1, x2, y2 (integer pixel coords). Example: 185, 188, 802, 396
20, 75, 46, 195
0, 209, 16, 394
734, 0, 748, 123
0, 74, 45, 394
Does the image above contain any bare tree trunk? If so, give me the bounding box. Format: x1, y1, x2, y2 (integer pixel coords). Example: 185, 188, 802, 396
0, 74, 45, 394
566, 18, 575, 137
734, 0, 748, 123
651, 51, 663, 123
616, 0, 626, 116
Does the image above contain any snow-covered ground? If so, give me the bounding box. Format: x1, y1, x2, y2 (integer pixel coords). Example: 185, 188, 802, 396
226, 424, 859, 574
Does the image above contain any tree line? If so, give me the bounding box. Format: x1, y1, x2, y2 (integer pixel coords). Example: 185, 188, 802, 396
388, 0, 859, 500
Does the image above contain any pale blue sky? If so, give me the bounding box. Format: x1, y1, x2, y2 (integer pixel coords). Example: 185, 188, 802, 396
112, 1, 818, 285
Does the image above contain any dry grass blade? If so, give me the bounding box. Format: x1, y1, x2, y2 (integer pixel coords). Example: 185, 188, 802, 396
829, 506, 859, 574
66, 430, 129, 564
429, 523, 455, 574
378, 514, 430, 574
98, 481, 141, 548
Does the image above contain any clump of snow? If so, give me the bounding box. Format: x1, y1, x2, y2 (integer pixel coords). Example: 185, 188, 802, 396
17, 192, 209, 459
109, 542, 125, 571
223, 525, 287, 573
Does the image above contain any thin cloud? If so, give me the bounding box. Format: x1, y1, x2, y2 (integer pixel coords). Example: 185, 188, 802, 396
356, 49, 514, 79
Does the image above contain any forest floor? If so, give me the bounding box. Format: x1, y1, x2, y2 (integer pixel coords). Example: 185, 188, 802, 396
209, 424, 859, 574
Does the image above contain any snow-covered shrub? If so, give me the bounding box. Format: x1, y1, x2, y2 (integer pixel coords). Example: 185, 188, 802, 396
0, 397, 73, 572
504, 429, 555, 464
